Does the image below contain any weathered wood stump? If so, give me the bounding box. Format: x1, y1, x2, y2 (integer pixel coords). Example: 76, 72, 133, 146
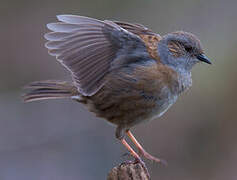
107, 162, 150, 180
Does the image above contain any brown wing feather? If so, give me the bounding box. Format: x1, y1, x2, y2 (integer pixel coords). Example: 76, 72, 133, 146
44, 15, 159, 96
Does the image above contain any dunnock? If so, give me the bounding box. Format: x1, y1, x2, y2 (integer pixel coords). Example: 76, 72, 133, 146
23, 15, 211, 164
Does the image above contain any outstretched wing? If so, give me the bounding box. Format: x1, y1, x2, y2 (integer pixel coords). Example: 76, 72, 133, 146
44, 15, 159, 96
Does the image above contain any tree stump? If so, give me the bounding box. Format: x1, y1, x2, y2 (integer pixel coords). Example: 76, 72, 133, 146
107, 162, 150, 180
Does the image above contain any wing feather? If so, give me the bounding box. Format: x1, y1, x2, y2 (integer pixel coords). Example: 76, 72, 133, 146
44, 15, 156, 96
112, 21, 154, 35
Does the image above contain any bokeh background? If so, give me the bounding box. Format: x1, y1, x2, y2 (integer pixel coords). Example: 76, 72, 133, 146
1, 0, 237, 179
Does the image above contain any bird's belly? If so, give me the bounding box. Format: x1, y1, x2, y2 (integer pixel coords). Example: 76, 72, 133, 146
146, 95, 178, 122
91, 88, 178, 128
132, 93, 178, 126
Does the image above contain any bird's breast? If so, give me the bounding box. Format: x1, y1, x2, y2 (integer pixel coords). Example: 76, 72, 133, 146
143, 87, 178, 123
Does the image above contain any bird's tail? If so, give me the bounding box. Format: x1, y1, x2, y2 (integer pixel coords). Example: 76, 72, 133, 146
22, 80, 80, 102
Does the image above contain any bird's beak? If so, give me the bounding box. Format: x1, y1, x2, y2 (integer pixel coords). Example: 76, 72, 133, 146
196, 54, 211, 64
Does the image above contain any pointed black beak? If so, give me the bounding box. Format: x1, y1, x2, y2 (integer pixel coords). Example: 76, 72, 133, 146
197, 54, 211, 64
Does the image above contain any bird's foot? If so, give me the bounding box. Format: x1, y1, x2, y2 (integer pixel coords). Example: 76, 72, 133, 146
139, 149, 168, 166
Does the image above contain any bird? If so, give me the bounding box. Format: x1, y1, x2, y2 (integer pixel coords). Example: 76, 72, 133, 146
23, 15, 211, 164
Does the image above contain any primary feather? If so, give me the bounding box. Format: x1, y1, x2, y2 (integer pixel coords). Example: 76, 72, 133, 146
44, 15, 153, 96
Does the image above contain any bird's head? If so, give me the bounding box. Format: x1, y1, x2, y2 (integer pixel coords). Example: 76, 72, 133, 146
158, 31, 211, 71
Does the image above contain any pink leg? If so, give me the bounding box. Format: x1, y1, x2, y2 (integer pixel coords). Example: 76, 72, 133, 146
127, 130, 166, 165
120, 139, 142, 161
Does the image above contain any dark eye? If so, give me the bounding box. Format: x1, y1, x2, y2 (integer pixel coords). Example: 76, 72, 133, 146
184, 46, 193, 53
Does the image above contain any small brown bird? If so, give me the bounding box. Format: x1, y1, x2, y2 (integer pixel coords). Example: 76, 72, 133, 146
23, 15, 211, 164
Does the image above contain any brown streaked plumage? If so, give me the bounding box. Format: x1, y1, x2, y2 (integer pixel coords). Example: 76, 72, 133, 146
23, 15, 211, 165
139, 34, 162, 61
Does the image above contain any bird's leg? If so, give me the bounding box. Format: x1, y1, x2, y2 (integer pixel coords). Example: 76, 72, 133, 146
120, 139, 142, 162
126, 130, 167, 165
119, 138, 150, 179
120, 139, 150, 179
116, 126, 142, 162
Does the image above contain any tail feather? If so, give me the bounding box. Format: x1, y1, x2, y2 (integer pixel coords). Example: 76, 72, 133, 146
23, 80, 79, 102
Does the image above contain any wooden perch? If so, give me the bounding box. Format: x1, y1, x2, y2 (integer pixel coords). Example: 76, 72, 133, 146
107, 161, 150, 180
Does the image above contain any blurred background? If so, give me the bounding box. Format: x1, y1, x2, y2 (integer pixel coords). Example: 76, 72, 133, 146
1, 0, 237, 179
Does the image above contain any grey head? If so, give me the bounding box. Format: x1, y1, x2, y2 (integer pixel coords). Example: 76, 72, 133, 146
157, 31, 211, 72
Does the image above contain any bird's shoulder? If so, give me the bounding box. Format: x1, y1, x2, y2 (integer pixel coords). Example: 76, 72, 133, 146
139, 34, 161, 62
113, 20, 162, 62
